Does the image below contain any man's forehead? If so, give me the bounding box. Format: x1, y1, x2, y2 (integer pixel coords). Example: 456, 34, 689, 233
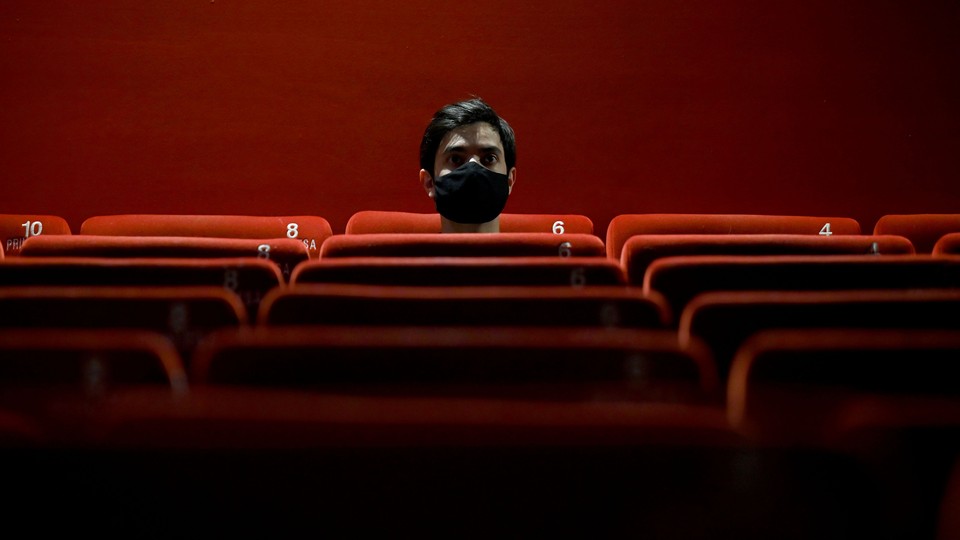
439, 122, 503, 152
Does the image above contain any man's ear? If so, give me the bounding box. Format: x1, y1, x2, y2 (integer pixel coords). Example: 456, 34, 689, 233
507, 167, 517, 195
420, 169, 435, 198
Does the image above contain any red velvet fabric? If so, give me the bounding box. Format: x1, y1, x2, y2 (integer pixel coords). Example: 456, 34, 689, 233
874, 214, 960, 254
80, 214, 332, 257
0, 327, 184, 388
727, 329, 960, 444
643, 254, 960, 315
261, 284, 668, 328
933, 232, 960, 256
622, 234, 914, 284
293, 257, 626, 287
191, 325, 717, 400
20, 235, 310, 279
606, 214, 861, 259
0, 214, 71, 257
345, 211, 593, 235
320, 232, 604, 258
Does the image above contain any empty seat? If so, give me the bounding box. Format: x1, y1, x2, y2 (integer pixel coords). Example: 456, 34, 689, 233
0, 214, 71, 256
260, 285, 668, 328
606, 214, 861, 259
345, 211, 593, 235
811, 396, 960, 539
192, 326, 718, 403
0, 328, 186, 392
645, 255, 960, 318
622, 234, 914, 284
20, 235, 309, 281
319, 232, 605, 258
934, 233, 960, 256
679, 289, 960, 379
292, 257, 626, 286
80, 214, 333, 258
0, 257, 283, 315
0, 286, 246, 360
874, 214, 960, 254
0, 384, 895, 537
728, 329, 960, 442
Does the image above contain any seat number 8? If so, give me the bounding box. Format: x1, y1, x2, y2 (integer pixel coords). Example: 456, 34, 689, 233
286, 223, 299, 238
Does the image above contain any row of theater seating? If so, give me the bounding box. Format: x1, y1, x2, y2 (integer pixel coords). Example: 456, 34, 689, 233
4, 211, 960, 257
3, 210, 960, 536
2, 284, 958, 376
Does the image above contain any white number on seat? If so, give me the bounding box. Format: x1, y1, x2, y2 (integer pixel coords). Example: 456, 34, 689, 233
818, 223, 832, 236
552, 220, 565, 235
257, 244, 271, 259
558, 242, 572, 258
570, 267, 586, 287
286, 223, 299, 238
21, 220, 43, 237
224, 269, 239, 291
168, 302, 188, 333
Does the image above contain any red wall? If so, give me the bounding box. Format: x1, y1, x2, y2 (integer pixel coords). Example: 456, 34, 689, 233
1, 0, 958, 237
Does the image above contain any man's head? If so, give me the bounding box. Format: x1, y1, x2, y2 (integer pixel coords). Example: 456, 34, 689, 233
419, 99, 517, 231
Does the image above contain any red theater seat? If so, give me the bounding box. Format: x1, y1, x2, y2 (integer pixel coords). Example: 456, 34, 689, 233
345, 211, 593, 235
645, 255, 960, 317
0, 257, 283, 315
679, 289, 960, 379
0, 386, 896, 537
80, 214, 332, 258
191, 326, 718, 403
20, 235, 309, 281
622, 234, 914, 284
727, 329, 960, 443
606, 214, 861, 259
260, 285, 668, 328
0, 328, 186, 392
292, 257, 626, 286
816, 396, 960, 539
0, 286, 246, 360
934, 232, 960, 256
319, 232, 605, 258
874, 214, 960, 254
0, 214, 71, 257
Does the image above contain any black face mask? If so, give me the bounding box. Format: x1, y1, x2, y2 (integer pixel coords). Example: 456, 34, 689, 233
433, 161, 510, 224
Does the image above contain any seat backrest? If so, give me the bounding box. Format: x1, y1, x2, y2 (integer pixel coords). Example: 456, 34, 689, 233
80, 214, 332, 258
192, 326, 717, 402
0, 257, 283, 316
0, 286, 246, 361
728, 329, 960, 442
21, 235, 309, 281
934, 232, 960, 256
645, 255, 960, 318
292, 257, 626, 287
0, 214, 71, 257
874, 214, 960, 254
345, 211, 593, 235
606, 214, 861, 259
622, 234, 914, 284
260, 285, 668, 328
0, 328, 186, 391
680, 289, 960, 379
319, 233, 605, 258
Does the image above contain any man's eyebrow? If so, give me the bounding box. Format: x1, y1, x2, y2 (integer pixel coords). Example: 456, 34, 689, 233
441, 145, 502, 154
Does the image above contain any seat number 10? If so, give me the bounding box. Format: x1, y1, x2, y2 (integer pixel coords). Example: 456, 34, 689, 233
21, 220, 43, 237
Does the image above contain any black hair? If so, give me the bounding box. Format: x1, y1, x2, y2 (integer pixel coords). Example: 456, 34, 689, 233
419, 98, 516, 178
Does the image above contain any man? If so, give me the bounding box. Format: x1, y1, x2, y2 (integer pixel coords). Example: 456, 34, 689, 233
420, 98, 517, 233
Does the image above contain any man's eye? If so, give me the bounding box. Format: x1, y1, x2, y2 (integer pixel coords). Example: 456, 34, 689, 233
483, 155, 499, 165
450, 155, 464, 166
